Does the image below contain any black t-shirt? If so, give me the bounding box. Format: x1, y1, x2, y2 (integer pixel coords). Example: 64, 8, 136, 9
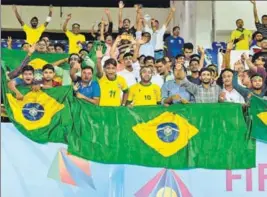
118, 26, 136, 37
187, 76, 201, 85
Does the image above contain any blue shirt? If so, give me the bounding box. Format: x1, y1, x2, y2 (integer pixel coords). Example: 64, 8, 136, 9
161, 80, 195, 104
14, 78, 27, 86
76, 78, 100, 98
165, 36, 184, 58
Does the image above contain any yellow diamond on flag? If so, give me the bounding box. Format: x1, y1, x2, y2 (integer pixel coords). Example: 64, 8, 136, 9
132, 112, 199, 157
28, 58, 62, 83
257, 112, 267, 125
6, 91, 64, 131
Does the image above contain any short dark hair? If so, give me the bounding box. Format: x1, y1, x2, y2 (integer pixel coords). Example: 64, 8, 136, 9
156, 58, 167, 65
235, 18, 243, 23
144, 56, 155, 64
243, 70, 253, 77
31, 16, 38, 22
82, 66, 94, 73
140, 65, 153, 73
142, 32, 151, 37
199, 68, 212, 75
175, 54, 185, 59
172, 26, 180, 32
104, 58, 117, 68
105, 34, 113, 40
41, 33, 50, 39
262, 15, 267, 19
22, 65, 34, 74
21, 42, 29, 49
123, 52, 133, 59
252, 31, 263, 40
68, 53, 82, 63
42, 64, 55, 72
183, 43, 194, 50
216, 68, 234, 87
54, 43, 65, 51
72, 23, 80, 28
138, 55, 146, 61
48, 43, 54, 47
79, 49, 89, 54
123, 18, 131, 23
87, 41, 94, 45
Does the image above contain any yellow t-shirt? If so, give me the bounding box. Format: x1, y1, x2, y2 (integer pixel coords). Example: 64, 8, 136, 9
128, 83, 161, 106
22, 24, 46, 45
230, 29, 252, 50
99, 75, 128, 106
65, 30, 86, 54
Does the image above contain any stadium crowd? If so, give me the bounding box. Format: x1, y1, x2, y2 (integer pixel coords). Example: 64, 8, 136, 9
2, 0, 267, 115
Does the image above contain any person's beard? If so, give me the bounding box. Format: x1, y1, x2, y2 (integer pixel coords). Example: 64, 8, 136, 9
253, 86, 262, 90
202, 80, 210, 84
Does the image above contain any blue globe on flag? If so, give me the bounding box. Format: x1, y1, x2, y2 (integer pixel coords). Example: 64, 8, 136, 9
157, 123, 179, 143
22, 103, 45, 121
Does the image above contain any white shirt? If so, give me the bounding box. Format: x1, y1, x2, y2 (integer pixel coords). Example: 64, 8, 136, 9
222, 88, 245, 104
135, 31, 154, 57
144, 24, 166, 51
117, 62, 140, 87
151, 74, 164, 88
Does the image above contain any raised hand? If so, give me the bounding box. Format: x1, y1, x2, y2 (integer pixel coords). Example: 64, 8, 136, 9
250, 0, 256, 5
226, 41, 234, 50
12, 5, 17, 12
96, 45, 103, 58
119, 1, 124, 9
197, 46, 205, 54
32, 85, 41, 92
7, 36, 12, 46
104, 8, 110, 15
66, 14, 72, 20
49, 5, 53, 12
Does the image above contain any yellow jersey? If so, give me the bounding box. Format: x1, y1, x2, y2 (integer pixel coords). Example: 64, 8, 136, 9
99, 75, 128, 106
65, 30, 86, 54
230, 28, 252, 50
128, 83, 161, 106
22, 24, 46, 45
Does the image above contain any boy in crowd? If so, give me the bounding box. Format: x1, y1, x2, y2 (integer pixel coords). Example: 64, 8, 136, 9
7, 65, 36, 100
39, 64, 62, 88
96, 47, 128, 106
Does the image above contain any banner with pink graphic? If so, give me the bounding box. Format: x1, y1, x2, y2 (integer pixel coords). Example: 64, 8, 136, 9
2, 123, 267, 197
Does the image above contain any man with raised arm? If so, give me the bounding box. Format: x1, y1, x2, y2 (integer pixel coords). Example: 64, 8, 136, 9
250, 0, 267, 37
144, 6, 176, 60
12, 5, 53, 45
63, 14, 86, 54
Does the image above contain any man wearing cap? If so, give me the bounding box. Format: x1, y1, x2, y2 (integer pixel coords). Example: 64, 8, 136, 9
12, 5, 53, 45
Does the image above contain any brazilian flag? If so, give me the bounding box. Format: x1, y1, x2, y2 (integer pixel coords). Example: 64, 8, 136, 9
1, 48, 256, 169
250, 96, 267, 142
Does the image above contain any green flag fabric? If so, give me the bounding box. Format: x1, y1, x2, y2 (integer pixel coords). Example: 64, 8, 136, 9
250, 96, 267, 142
1, 49, 257, 170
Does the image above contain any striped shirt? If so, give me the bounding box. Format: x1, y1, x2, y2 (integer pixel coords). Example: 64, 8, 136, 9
255, 22, 267, 38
